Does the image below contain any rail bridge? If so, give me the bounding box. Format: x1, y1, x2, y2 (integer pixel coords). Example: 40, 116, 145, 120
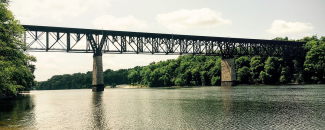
22, 25, 306, 91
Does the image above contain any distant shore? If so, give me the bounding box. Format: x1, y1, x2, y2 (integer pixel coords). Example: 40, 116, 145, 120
114, 83, 317, 89
115, 84, 149, 88
114, 84, 211, 89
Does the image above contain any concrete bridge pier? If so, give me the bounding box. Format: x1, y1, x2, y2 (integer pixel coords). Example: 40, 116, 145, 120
92, 54, 104, 92
221, 58, 237, 86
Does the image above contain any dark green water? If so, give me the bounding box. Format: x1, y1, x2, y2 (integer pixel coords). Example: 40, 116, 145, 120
1, 85, 325, 129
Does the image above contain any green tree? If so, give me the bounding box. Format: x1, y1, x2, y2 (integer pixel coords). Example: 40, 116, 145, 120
175, 77, 185, 86
111, 83, 116, 88
236, 56, 251, 84
250, 56, 264, 84
128, 70, 139, 85
237, 66, 250, 84
272, 36, 288, 41
200, 71, 209, 86
262, 57, 281, 84
235, 56, 251, 70
0, 2, 36, 96
280, 66, 290, 83
211, 76, 221, 86
304, 42, 325, 83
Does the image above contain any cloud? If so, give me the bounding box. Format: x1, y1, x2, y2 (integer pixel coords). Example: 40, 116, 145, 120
266, 20, 313, 35
10, 0, 110, 22
156, 8, 231, 32
92, 15, 148, 31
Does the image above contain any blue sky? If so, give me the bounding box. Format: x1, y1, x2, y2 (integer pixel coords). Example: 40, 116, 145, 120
9, 0, 325, 81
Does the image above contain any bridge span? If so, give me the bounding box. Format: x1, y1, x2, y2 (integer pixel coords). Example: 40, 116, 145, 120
22, 25, 306, 91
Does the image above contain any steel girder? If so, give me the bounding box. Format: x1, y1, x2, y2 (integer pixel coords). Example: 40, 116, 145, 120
22, 25, 306, 57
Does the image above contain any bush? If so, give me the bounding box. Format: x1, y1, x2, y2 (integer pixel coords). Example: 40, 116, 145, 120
211, 76, 221, 86
237, 66, 251, 84
111, 83, 116, 88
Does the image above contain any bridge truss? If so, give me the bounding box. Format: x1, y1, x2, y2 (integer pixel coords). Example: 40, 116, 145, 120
22, 25, 305, 58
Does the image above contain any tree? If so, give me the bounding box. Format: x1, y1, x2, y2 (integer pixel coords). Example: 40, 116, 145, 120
262, 57, 281, 84
200, 71, 209, 86
175, 77, 185, 86
235, 56, 250, 70
237, 66, 250, 84
304, 42, 325, 83
0, 2, 36, 96
272, 36, 288, 41
211, 76, 221, 86
236, 56, 251, 84
128, 70, 139, 85
250, 56, 264, 84
111, 83, 116, 88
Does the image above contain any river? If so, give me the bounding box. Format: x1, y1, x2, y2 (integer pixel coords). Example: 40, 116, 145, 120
1, 85, 325, 129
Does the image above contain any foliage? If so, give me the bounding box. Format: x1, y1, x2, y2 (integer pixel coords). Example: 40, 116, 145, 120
272, 36, 289, 41
211, 76, 221, 86
35, 69, 128, 90
36, 35, 325, 89
249, 56, 265, 84
262, 57, 281, 84
128, 55, 221, 87
235, 56, 251, 70
237, 66, 250, 84
303, 39, 325, 83
111, 83, 116, 88
234, 35, 324, 85
0, 2, 36, 96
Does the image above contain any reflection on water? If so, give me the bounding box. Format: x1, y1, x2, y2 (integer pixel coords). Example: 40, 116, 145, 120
222, 86, 233, 114
0, 94, 36, 129
221, 86, 233, 129
0, 85, 325, 129
91, 92, 107, 129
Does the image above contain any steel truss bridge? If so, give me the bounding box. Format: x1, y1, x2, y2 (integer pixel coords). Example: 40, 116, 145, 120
22, 25, 306, 90
22, 25, 305, 58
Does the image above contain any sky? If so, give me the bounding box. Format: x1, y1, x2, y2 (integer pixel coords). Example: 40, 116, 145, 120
8, 0, 325, 81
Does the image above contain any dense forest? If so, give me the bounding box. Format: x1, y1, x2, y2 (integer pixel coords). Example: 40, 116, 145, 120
34, 35, 325, 90
127, 35, 325, 86
35, 69, 128, 90
0, 1, 37, 96
128, 56, 221, 87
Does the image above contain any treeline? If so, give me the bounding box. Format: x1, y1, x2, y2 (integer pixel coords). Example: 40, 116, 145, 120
35, 35, 325, 90
128, 55, 297, 86
35, 69, 128, 90
128, 35, 325, 86
128, 56, 222, 87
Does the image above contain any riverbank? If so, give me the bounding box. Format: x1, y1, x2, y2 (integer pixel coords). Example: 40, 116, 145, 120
0, 93, 7, 98
117, 85, 214, 89
0, 91, 30, 99
115, 84, 149, 88
117, 83, 322, 89
0, 93, 15, 99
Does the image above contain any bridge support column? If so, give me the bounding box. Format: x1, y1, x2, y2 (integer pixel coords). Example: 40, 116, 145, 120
221, 58, 237, 86
92, 55, 104, 92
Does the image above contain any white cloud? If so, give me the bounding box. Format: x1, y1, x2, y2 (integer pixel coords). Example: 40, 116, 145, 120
92, 15, 148, 31
266, 20, 313, 35
156, 8, 231, 32
10, 0, 110, 23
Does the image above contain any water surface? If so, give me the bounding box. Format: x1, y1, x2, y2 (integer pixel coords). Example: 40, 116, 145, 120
1, 85, 325, 129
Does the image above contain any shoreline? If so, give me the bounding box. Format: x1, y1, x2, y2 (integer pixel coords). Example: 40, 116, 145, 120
115, 84, 149, 88
116, 83, 323, 89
